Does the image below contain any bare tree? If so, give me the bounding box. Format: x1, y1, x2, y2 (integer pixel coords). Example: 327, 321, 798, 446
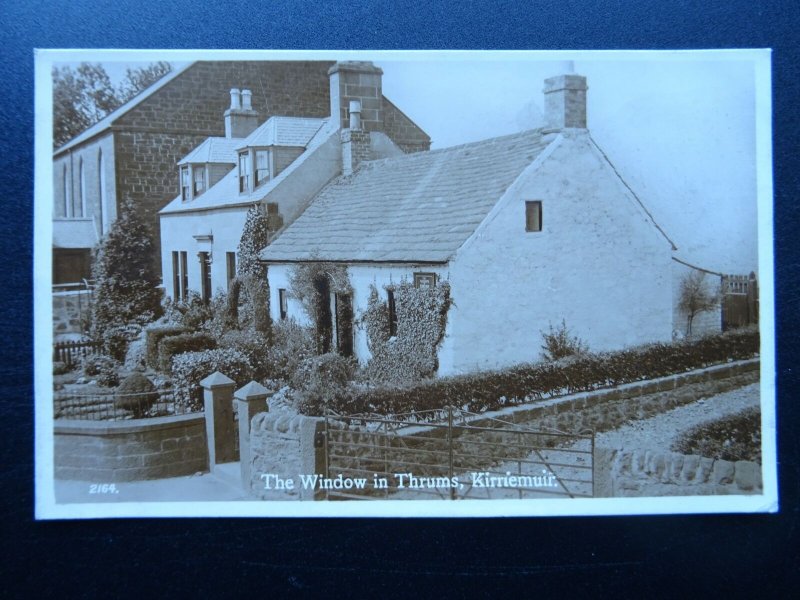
678, 271, 721, 337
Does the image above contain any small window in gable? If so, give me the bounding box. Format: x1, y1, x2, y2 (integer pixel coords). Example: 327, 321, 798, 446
193, 165, 206, 197
238, 152, 251, 193
525, 201, 542, 232
255, 150, 270, 187
180, 166, 191, 201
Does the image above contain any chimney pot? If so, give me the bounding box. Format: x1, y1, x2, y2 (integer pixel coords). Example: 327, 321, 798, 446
241, 89, 253, 111
229, 88, 242, 110
349, 100, 362, 130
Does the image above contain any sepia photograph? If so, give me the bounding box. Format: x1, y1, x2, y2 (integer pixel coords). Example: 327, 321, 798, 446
34, 49, 775, 518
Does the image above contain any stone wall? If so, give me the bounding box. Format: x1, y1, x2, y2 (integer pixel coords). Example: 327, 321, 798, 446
595, 448, 762, 497
382, 98, 431, 153
53, 290, 92, 336
54, 413, 207, 482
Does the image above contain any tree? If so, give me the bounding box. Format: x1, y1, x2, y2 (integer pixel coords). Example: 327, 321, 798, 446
53, 62, 172, 148
236, 205, 272, 337
678, 271, 721, 337
91, 201, 163, 342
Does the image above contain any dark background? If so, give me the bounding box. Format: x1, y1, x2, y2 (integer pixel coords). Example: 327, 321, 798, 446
1, 0, 798, 595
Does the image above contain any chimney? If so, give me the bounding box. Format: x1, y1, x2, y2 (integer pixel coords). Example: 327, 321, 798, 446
543, 63, 588, 130
224, 88, 259, 138
341, 99, 372, 175
329, 61, 384, 132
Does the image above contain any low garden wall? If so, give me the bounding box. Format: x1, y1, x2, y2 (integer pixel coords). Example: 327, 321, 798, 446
594, 448, 762, 497
54, 413, 207, 482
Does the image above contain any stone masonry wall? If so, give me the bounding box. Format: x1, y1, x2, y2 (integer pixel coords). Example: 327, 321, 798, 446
595, 448, 762, 497
53, 290, 92, 336
54, 413, 207, 482
383, 98, 431, 153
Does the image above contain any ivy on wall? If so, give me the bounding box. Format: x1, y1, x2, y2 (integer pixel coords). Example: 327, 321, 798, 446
288, 262, 352, 355
361, 280, 452, 384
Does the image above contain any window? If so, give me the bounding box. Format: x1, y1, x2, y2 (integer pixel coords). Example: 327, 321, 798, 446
279, 289, 288, 320
78, 159, 85, 217
180, 166, 191, 201
255, 150, 270, 187
525, 201, 542, 232
414, 272, 437, 289
62, 165, 71, 218
238, 152, 251, 193
387, 289, 398, 337
98, 151, 105, 234
199, 252, 211, 304
226, 252, 236, 287
172, 251, 188, 301
193, 165, 206, 196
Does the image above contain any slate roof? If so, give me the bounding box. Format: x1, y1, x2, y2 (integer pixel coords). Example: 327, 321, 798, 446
236, 117, 327, 150
160, 119, 336, 214
177, 137, 240, 165
260, 129, 555, 263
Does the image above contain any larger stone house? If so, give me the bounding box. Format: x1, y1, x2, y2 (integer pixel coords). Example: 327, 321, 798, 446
260, 68, 680, 375
52, 60, 345, 285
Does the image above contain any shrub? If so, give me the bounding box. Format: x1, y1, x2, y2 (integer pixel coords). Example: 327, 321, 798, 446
267, 319, 316, 381
81, 354, 121, 387
145, 325, 187, 369
332, 328, 760, 418
292, 353, 356, 416
171, 348, 253, 409
540, 319, 588, 361
102, 323, 142, 362
672, 406, 761, 463
158, 332, 217, 372
124, 333, 147, 371
178, 292, 214, 330
90, 201, 163, 341
114, 372, 159, 418
53, 361, 69, 375
219, 329, 271, 381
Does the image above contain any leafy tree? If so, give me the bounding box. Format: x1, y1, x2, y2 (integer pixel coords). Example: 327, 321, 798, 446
53, 61, 172, 148
91, 201, 163, 342
236, 205, 272, 337
678, 271, 721, 337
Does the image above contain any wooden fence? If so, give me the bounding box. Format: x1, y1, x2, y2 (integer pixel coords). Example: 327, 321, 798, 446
722, 272, 759, 331
53, 340, 101, 368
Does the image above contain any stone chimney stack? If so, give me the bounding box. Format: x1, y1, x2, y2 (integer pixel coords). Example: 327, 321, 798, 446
329, 61, 384, 132
225, 88, 259, 138
543, 63, 588, 130
341, 100, 372, 175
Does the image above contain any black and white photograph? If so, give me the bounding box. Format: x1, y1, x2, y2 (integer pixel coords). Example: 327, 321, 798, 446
34, 49, 775, 518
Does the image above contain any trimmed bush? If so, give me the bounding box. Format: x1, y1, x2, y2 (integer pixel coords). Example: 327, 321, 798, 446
158, 332, 217, 372
102, 323, 142, 362
81, 354, 121, 387
333, 328, 759, 418
219, 329, 271, 381
114, 372, 159, 418
267, 319, 315, 382
145, 325, 187, 369
292, 353, 356, 416
171, 348, 253, 410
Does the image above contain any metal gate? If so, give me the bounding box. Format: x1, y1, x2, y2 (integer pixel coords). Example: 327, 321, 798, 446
320, 407, 594, 501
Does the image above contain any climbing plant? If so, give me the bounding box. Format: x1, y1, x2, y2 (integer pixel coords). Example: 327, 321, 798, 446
288, 262, 352, 354
361, 280, 452, 384
236, 204, 272, 339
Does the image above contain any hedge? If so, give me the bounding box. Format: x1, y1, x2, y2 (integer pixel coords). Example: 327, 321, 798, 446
144, 325, 186, 369
171, 348, 253, 409
158, 332, 217, 372
335, 328, 759, 417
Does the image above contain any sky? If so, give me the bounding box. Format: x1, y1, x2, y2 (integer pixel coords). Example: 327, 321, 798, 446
56, 51, 767, 274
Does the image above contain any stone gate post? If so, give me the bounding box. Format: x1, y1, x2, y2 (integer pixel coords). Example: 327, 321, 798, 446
234, 381, 271, 489
199, 371, 237, 470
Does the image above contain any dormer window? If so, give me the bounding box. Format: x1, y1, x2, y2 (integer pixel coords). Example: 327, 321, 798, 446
193, 165, 206, 196
255, 150, 270, 187
180, 166, 191, 201
238, 151, 251, 193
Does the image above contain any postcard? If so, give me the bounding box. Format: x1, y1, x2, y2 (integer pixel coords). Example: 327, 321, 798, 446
34, 49, 776, 518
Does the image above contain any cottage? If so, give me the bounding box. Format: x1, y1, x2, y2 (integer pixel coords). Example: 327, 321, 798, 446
158, 61, 430, 301
260, 67, 679, 375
